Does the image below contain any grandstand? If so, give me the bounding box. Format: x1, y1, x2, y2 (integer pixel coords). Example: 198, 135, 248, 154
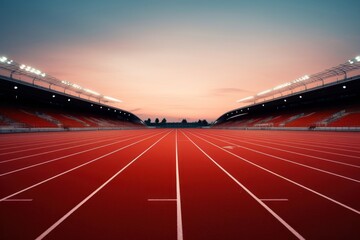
213, 56, 360, 131
0, 56, 144, 132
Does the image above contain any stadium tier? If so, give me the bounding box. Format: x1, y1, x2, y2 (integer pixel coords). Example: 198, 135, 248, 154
0, 74, 145, 132
213, 75, 360, 130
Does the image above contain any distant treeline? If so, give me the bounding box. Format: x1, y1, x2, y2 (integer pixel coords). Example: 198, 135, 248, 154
144, 118, 209, 128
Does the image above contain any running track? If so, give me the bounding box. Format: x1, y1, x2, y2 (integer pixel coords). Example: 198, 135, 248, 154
0, 129, 359, 239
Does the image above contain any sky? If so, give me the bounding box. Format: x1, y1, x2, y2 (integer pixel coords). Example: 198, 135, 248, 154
1, 0, 359, 122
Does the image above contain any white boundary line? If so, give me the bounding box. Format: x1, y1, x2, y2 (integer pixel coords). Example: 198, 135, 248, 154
225, 134, 360, 159
35, 130, 171, 240
189, 131, 360, 215
204, 132, 360, 168
0, 132, 155, 176
0, 131, 166, 202
182, 131, 305, 240
241, 135, 360, 154
0, 134, 119, 156
176, 129, 184, 240
196, 132, 360, 183
0, 132, 153, 164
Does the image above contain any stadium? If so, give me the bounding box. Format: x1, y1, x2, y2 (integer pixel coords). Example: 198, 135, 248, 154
1, 1, 360, 240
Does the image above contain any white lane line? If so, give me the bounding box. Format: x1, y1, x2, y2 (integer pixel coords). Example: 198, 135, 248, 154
243, 135, 360, 154
0, 132, 155, 176
148, 199, 177, 202
2, 199, 33, 202
205, 132, 360, 168
0, 132, 153, 164
0, 134, 114, 156
261, 199, 288, 202
35, 130, 171, 240
190, 132, 360, 215
176, 129, 184, 240
197, 133, 360, 183
238, 136, 360, 159
182, 131, 305, 240
0, 131, 166, 202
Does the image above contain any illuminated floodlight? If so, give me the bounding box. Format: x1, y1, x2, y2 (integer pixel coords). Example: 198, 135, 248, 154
104, 96, 122, 102
257, 89, 272, 96
19, 64, 46, 77
293, 75, 310, 83
72, 84, 82, 90
0, 56, 7, 63
356, 56, 360, 62
273, 82, 291, 90
84, 89, 100, 96
236, 96, 254, 103
349, 60, 354, 64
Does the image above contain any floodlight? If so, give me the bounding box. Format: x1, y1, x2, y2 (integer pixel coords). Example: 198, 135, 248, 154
104, 96, 122, 102
356, 56, 360, 62
84, 89, 100, 96
0, 56, 7, 63
52, 95, 55, 98
257, 89, 272, 96
299, 95, 302, 98
14, 86, 18, 89
273, 82, 291, 90
343, 85, 346, 89
236, 96, 254, 103
349, 60, 354, 64
68, 99, 71, 102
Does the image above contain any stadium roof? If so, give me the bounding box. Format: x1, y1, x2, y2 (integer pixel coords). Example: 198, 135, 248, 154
237, 56, 360, 104
0, 56, 122, 103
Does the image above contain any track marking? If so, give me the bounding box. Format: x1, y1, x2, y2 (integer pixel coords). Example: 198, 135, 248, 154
35, 130, 171, 240
242, 135, 360, 154
204, 132, 360, 168
148, 199, 177, 202
0, 131, 155, 176
0, 132, 153, 164
182, 131, 305, 240
176, 129, 184, 240
0, 134, 118, 156
2, 199, 33, 202
189, 132, 360, 215
223, 146, 236, 149
0, 131, 166, 202
196, 133, 360, 183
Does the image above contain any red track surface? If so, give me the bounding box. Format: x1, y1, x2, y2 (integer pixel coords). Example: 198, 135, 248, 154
0, 129, 359, 239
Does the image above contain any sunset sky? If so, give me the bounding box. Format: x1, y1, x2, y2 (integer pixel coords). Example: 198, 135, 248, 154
1, 0, 359, 122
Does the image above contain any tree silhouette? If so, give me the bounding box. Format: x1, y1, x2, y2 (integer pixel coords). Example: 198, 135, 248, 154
144, 118, 151, 125
181, 119, 187, 124
155, 118, 160, 124
161, 118, 167, 124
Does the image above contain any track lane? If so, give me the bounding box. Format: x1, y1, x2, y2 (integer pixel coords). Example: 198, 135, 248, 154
198, 131, 360, 180
0, 130, 171, 239
36, 130, 176, 240
186, 130, 360, 239
0, 130, 165, 199
178, 131, 300, 239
